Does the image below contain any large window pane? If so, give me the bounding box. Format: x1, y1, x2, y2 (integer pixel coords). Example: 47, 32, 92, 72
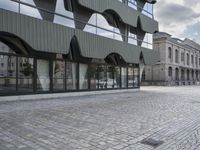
0, 0, 19, 13
18, 57, 33, 92
0, 55, 17, 93
53, 60, 65, 91
107, 66, 114, 89
79, 64, 89, 90
121, 67, 127, 88
133, 68, 139, 87
37, 59, 50, 92
66, 62, 77, 90
128, 67, 134, 88
89, 64, 98, 90
54, 0, 75, 28
20, 5, 42, 19
114, 67, 121, 88
98, 65, 107, 89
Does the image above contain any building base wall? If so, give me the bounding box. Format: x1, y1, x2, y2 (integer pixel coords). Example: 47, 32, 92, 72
142, 81, 200, 86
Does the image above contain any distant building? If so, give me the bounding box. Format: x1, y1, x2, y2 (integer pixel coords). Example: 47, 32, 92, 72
143, 32, 200, 86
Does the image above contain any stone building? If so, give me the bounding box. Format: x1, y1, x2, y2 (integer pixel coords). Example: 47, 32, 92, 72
143, 32, 200, 86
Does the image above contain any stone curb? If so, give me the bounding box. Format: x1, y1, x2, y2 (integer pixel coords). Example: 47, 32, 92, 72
0, 89, 140, 103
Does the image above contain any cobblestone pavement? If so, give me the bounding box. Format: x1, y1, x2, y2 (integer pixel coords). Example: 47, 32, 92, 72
1, 86, 200, 150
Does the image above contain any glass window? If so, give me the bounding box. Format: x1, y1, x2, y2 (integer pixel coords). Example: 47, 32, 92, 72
128, 67, 134, 88
142, 33, 153, 49
121, 67, 127, 88
66, 62, 77, 90
142, 3, 153, 18
53, 60, 65, 91
168, 47, 172, 59
133, 68, 139, 87
107, 66, 114, 89
128, 32, 137, 45
128, 0, 137, 9
0, 55, 17, 93
79, 63, 89, 90
89, 64, 98, 90
98, 65, 107, 89
114, 66, 121, 88
175, 50, 179, 63
37, 59, 50, 91
168, 67, 172, 77
54, 0, 75, 28
18, 57, 34, 92
0, 0, 19, 13
20, 4, 42, 20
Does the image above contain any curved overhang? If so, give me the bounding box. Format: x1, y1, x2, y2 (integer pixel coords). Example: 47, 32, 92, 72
75, 29, 141, 64
0, 9, 74, 54
141, 48, 160, 65
76, 0, 158, 33
0, 9, 158, 65
146, 0, 157, 4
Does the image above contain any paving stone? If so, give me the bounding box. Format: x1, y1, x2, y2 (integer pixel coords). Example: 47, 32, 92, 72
1, 86, 200, 149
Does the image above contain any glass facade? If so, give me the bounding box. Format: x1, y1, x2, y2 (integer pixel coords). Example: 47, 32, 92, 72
0, 0, 153, 49
66, 62, 77, 90
18, 57, 34, 92
53, 60, 65, 91
37, 59, 50, 92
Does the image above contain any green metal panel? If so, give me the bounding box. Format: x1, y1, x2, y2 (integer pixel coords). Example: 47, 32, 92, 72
141, 47, 160, 65
140, 15, 158, 34
0, 9, 159, 65
0, 9, 74, 54
75, 29, 141, 64
77, 0, 158, 33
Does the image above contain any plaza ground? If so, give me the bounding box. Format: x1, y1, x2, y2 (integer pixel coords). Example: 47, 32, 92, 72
1, 86, 200, 150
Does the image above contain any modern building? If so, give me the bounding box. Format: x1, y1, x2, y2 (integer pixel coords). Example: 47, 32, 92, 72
0, 0, 158, 96
143, 32, 200, 86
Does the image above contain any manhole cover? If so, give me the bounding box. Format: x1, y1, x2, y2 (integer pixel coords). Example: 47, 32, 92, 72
141, 138, 164, 148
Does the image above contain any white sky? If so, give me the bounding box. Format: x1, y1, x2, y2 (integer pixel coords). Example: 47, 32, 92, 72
154, 0, 200, 43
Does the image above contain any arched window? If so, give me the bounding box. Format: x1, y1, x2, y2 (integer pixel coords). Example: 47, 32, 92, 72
175, 68, 179, 81
175, 49, 179, 63
168, 67, 172, 77
192, 70, 194, 80
168, 47, 172, 59
187, 70, 190, 80
187, 53, 190, 65
181, 69, 185, 80
84, 13, 122, 41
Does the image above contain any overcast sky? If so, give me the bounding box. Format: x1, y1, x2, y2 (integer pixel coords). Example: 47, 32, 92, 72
154, 0, 200, 43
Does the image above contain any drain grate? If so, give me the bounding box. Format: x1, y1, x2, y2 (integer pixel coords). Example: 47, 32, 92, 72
141, 138, 164, 148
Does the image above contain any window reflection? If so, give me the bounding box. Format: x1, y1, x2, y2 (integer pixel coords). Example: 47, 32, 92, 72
37, 59, 50, 91
0, 0, 19, 13
121, 67, 127, 88
142, 33, 153, 49
114, 66, 121, 88
107, 66, 114, 88
0, 55, 17, 93
89, 64, 98, 90
18, 57, 33, 92
84, 13, 123, 41
128, 67, 134, 88
66, 62, 77, 90
98, 65, 107, 89
133, 68, 139, 87
54, 0, 75, 28
53, 60, 65, 91
79, 63, 89, 90
142, 3, 153, 18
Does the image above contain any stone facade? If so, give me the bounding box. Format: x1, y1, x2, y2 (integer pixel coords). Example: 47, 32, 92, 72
143, 32, 200, 86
